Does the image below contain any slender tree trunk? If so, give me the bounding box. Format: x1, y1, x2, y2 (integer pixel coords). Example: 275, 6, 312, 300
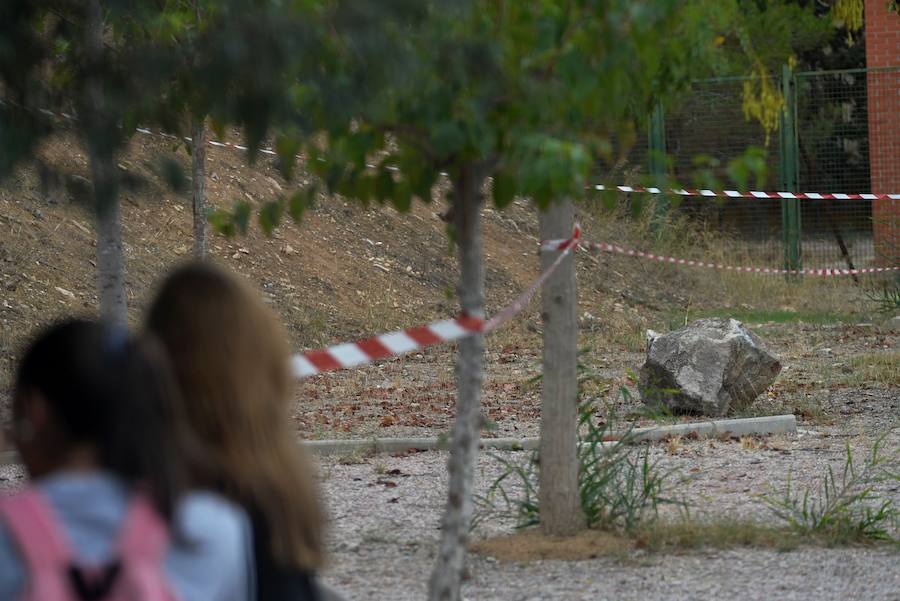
538, 198, 585, 536
92, 163, 127, 325
428, 168, 485, 601
191, 115, 208, 259
84, 0, 127, 325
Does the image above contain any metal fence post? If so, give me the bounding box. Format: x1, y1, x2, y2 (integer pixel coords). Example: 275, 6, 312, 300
648, 100, 668, 231
779, 64, 802, 276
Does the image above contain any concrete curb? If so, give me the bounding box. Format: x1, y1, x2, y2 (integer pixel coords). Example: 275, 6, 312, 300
0, 415, 796, 464
302, 414, 797, 456
628, 414, 797, 442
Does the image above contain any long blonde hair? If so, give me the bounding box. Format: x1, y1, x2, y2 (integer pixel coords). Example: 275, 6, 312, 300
145, 262, 323, 570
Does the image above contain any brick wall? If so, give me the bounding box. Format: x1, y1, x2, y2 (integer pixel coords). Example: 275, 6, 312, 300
866, 0, 900, 264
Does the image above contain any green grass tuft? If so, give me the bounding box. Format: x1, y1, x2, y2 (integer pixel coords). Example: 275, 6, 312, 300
761, 437, 900, 545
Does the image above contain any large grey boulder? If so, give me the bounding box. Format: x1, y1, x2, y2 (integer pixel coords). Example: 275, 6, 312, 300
639, 317, 781, 417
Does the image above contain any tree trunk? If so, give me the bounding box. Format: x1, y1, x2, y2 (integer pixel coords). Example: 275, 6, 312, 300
93, 164, 127, 326
84, 0, 127, 325
428, 168, 485, 601
191, 115, 208, 259
538, 198, 586, 536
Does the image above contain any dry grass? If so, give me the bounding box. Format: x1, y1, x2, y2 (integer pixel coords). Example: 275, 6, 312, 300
740, 435, 763, 450
633, 519, 800, 553
738, 395, 829, 425
666, 435, 684, 455
844, 352, 900, 388
471, 519, 800, 562
471, 529, 630, 562
580, 197, 867, 327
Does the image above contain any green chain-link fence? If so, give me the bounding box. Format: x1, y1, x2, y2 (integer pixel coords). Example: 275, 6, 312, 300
627, 65, 900, 272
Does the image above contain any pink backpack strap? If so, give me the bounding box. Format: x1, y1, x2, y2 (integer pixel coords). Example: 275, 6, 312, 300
114, 495, 176, 600
117, 495, 169, 560
0, 488, 72, 571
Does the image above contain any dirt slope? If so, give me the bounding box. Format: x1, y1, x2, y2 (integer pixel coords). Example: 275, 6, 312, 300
0, 125, 663, 364
0, 124, 877, 437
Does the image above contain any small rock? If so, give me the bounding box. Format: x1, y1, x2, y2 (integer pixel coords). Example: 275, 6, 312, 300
883, 315, 900, 333
282, 244, 297, 255
54, 286, 76, 300
265, 176, 283, 192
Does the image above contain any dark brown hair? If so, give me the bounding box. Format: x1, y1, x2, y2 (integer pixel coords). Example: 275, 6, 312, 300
145, 262, 324, 569
14, 319, 189, 520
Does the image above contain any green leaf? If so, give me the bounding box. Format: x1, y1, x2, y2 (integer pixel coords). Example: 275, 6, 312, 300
375, 168, 394, 203
409, 169, 437, 203
430, 121, 465, 157
259, 200, 284, 236
306, 147, 330, 179
288, 184, 318, 223
493, 170, 515, 208
210, 119, 226, 143
601, 189, 618, 212
288, 190, 306, 223
392, 179, 413, 212
275, 136, 301, 181
324, 163, 345, 194
160, 157, 187, 193
208, 208, 235, 237
348, 173, 375, 204
233, 201, 252, 235
630, 194, 645, 219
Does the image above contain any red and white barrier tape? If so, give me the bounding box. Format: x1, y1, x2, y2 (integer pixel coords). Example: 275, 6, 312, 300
484, 223, 580, 333
290, 225, 581, 378
589, 184, 900, 201
21, 103, 900, 202
290, 315, 483, 378
539, 235, 900, 277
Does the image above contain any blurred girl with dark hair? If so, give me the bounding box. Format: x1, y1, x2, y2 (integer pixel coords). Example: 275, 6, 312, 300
0, 319, 251, 600
146, 263, 326, 600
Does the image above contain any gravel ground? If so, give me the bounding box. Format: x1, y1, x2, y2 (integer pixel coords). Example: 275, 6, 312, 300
1, 388, 898, 600
2, 430, 899, 600
1, 319, 897, 599
2, 416, 898, 600
313, 399, 900, 601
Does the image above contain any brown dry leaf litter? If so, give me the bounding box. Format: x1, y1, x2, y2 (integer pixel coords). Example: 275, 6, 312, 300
471, 529, 628, 562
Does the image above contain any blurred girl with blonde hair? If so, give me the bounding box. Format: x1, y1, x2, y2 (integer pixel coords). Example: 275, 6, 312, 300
146, 263, 326, 600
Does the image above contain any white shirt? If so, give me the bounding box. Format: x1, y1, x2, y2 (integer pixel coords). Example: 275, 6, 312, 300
0, 471, 252, 601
